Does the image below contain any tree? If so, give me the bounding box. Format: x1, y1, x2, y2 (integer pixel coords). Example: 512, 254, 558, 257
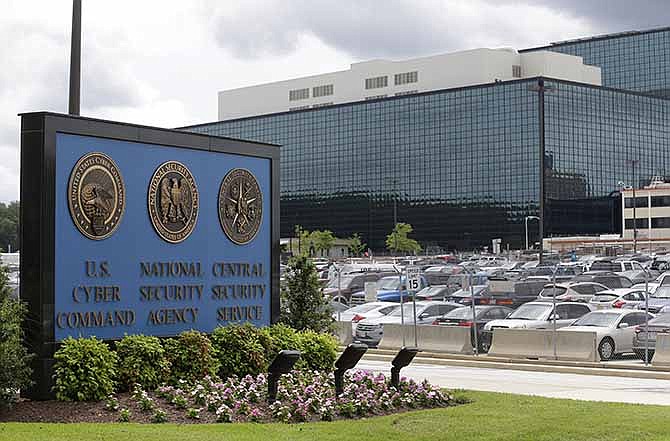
348, 233, 366, 257
386, 222, 421, 255
310, 230, 336, 257
0, 265, 32, 407
0, 202, 19, 252
280, 254, 333, 332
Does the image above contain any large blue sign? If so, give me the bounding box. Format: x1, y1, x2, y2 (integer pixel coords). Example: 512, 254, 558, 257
54, 133, 271, 340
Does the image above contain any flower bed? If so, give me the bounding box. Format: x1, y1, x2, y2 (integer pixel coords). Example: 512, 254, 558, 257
110, 370, 451, 424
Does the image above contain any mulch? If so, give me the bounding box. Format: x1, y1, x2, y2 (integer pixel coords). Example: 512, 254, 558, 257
0, 392, 448, 424
0, 392, 205, 424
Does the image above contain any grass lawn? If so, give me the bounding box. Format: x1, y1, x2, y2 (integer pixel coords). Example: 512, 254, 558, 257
1, 391, 668, 441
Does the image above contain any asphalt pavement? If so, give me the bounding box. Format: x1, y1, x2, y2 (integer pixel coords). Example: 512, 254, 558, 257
357, 359, 670, 405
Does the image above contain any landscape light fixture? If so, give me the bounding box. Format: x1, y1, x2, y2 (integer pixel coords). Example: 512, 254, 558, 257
267, 350, 300, 403
390, 346, 420, 387
334, 343, 368, 395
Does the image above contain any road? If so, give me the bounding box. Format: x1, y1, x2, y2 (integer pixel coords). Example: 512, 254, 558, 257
357, 359, 670, 405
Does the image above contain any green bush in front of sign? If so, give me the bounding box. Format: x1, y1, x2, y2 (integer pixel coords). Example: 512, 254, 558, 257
296, 329, 338, 372
116, 335, 170, 391
53, 337, 118, 401
211, 323, 269, 379
259, 323, 304, 368
164, 330, 219, 385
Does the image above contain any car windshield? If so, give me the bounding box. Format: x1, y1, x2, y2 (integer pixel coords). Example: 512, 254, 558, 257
573, 312, 620, 327
389, 304, 425, 317
539, 287, 567, 297
648, 313, 670, 327
591, 294, 618, 301
590, 262, 619, 271
508, 304, 551, 320
445, 306, 485, 319
450, 286, 486, 297
418, 286, 443, 296
378, 278, 401, 290
652, 286, 670, 299
346, 304, 379, 314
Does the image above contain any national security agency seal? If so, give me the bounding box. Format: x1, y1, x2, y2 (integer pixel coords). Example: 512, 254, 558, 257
148, 161, 199, 243
219, 168, 263, 245
68, 152, 125, 240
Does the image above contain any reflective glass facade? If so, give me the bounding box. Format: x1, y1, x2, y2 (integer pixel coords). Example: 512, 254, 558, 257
184, 78, 670, 251
522, 28, 670, 98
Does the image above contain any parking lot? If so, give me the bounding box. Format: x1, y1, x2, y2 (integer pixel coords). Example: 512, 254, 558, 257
322, 252, 670, 364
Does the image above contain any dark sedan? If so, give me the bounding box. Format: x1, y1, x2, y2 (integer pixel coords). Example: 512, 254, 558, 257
633, 313, 670, 362
433, 305, 513, 352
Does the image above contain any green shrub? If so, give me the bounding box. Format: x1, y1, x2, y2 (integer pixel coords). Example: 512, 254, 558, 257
115, 335, 170, 391
53, 336, 118, 401
259, 323, 304, 369
211, 323, 270, 379
164, 330, 218, 385
296, 330, 338, 372
0, 267, 32, 408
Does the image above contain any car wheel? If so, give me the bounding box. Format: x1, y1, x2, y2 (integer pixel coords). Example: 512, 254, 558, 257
479, 340, 490, 353
598, 337, 615, 361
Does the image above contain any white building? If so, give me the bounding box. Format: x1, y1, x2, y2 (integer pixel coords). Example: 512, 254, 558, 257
621, 177, 670, 243
218, 48, 602, 120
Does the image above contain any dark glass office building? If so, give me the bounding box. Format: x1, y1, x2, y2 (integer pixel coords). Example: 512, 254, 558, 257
522, 27, 670, 98
184, 30, 670, 251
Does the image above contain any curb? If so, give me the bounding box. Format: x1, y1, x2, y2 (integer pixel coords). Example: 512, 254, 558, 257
348, 349, 670, 380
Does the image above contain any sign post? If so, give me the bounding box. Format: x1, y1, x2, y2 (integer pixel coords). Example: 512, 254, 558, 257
406, 266, 421, 347
20, 112, 280, 399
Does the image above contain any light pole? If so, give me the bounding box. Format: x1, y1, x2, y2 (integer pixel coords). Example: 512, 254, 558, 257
68, 0, 82, 115
626, 159, 640, 253
524, 216, 540, 251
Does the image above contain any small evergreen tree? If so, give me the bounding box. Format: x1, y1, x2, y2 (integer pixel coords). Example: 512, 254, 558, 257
280, 254, 333, 332
386, 222, 422, 255
0, 266, 32, 407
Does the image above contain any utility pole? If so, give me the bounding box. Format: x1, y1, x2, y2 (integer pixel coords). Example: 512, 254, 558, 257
68, 0, 82, 116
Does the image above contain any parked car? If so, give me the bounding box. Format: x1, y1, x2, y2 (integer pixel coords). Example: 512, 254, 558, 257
536, 282, 609, 303
422, 266, 458, 285
637, 285, 670, 314
415, 285, 450, 301
323, 271, 396, 303
631, 282, 660, 295
443, 285, 489, 305
588, 288, 648, 310
348, 275, 429, 305
632, 312, 670, 362
560, 309, 654, 360
481, 301, 592, 352
333, 302, 398, 333
434, 305, 513, 352
571, 271, 633, 289
354, 301, 460, 347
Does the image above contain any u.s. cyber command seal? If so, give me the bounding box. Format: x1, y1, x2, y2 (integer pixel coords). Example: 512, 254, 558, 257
218, 168, 263, 245
148, 161, 199, 243
68, 152, 125, 240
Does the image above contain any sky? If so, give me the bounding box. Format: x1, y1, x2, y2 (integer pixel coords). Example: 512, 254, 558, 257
1, 0, 669, 202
